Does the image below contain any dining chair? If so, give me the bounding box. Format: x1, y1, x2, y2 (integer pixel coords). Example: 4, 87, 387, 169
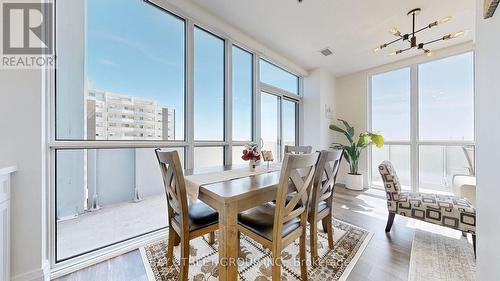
237, 153, 319, 281
308, 149, 343, 265
155, 149, 219, 280
284, 145, 313, 154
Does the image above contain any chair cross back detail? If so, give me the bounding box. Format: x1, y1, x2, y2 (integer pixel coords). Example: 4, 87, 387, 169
284, 145, 313, 154
274, 153, 318, 241
311, 149, 343, 210
155, 149, 189, 231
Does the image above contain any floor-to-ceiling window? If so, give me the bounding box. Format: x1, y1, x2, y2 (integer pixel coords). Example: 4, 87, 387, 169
370, 52, 475, 193
52, 0, 301, 267
55, 0, 186, 262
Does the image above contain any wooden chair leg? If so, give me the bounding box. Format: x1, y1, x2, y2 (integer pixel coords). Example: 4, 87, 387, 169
179, 238, 190, 281
166, 228, 176, 267
326, 214, 334, 249
299, 225, 308, 281
237, 231, 241, 256
385, 212, 396, 232
309, 219, 319, 267
271, 251, 282, 281
208, 231, 215, 245
173, 230, 181, 246
321, 217, 329, 233
472, 234, 476, 259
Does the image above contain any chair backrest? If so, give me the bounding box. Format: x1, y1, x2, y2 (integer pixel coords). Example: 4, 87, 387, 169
155, 149, 190, 232
284, 145, 313, 154
462, 145, 475, 176
378, 161, 402, 213
273, 152, 319, 241
310, 149, 343, 214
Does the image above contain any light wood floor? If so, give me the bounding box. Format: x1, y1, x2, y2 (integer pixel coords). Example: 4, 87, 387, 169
56, 186, 415, 281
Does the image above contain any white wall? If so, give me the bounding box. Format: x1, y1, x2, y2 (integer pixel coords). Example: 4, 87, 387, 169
334, 42, 474, 187
0, 66, 48, 281
302, 68, 336, 152
475, 3, 500, 280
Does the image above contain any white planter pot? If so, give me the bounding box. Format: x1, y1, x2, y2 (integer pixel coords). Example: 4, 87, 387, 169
345, 174, 364, 191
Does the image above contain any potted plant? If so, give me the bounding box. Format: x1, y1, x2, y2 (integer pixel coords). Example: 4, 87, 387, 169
330, 119, 384, 190
241, 143, 261, 172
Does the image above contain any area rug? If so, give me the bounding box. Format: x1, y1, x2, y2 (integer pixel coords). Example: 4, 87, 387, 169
409, 229, 476, 281
140, 218, 372, 281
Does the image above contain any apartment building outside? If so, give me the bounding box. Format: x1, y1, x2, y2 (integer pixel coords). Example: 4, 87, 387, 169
86, 84, 175, 141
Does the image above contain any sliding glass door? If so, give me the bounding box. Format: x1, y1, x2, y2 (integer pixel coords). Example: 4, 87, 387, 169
370, 52, 475, 193
260, 92, 299, 162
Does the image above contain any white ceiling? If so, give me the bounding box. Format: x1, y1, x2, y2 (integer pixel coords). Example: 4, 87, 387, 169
190, 0, 475, 77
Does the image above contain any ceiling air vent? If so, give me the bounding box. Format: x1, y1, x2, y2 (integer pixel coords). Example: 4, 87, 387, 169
320, 48, 333, 56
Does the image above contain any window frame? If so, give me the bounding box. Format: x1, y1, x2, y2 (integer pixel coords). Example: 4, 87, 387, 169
368, 51, 475, 193
48, 0, 303, 273
259, 58, 300, 95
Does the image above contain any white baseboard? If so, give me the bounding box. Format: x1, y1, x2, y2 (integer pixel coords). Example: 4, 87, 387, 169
11, 261, 50, 281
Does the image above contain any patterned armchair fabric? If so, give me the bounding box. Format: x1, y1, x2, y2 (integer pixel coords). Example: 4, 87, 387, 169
378, 161, 476, 235
378, 161, 402, 213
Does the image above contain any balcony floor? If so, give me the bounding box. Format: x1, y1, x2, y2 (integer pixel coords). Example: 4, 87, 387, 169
57, 194, 167, 261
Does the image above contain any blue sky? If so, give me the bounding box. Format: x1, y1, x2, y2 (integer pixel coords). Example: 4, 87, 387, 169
87, 0, 186, 139
86, 0, 297, 142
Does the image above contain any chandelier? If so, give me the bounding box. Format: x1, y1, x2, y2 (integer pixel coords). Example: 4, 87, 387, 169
373, 8, 465, 57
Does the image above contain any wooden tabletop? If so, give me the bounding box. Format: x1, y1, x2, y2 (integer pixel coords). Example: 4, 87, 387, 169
200, 170, 281, 203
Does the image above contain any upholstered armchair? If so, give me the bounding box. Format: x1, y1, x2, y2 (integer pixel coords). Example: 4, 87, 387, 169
378, 161, 477, 256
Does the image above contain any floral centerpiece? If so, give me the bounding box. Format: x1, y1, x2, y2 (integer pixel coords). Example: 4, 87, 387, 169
242, 143, 261, 171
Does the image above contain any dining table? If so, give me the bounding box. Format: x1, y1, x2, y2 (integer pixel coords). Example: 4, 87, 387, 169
184, 164, 284, 281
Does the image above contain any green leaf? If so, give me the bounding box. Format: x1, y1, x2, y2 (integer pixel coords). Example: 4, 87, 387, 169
331, 120, 354, 143
342, 151, 351, 164
338, 119, 355, 139
329, 124, 347, 134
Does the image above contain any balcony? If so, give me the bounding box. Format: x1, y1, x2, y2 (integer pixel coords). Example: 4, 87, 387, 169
55, 148, 175, 261
371, 145, 475, 194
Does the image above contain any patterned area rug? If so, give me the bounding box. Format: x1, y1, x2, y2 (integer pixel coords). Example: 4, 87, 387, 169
140, 219, 372, 281
409, 229, 476, 281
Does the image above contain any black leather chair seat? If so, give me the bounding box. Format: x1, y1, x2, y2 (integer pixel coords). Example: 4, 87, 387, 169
238, 203, 301, 241
174, 201, 218, 231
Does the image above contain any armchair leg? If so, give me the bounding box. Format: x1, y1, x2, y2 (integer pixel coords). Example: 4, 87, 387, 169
385, 212, 396, 232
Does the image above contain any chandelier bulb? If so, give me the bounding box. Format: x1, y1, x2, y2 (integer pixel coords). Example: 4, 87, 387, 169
438, 16, 452, 24
390, 27, 401, 36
